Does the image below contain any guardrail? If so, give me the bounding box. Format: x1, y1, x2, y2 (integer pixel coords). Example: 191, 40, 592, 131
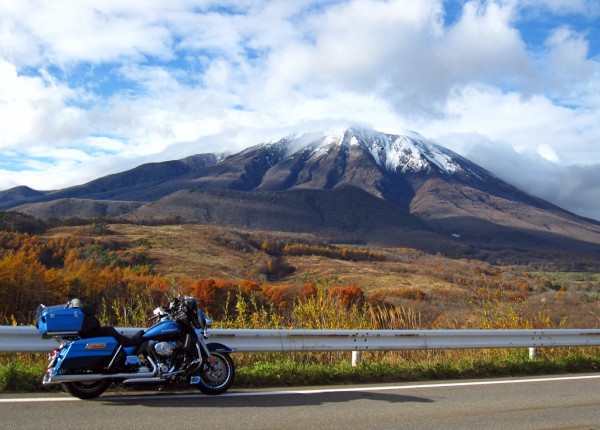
2, 326, 600, 355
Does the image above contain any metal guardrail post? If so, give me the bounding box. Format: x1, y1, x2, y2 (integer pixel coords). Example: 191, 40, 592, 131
529, 347, 537, 360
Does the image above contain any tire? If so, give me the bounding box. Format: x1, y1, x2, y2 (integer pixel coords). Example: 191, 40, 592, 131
62, 380, 111, 399
194, 352, 235, 395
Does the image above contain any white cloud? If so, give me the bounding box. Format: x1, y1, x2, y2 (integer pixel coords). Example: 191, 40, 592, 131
441, 1, 529, 82
540, 26, 596, 100
537, 144, 561, 163
426, 84, 600, 164
0, 60, 89, 148
0, 0, 174, 66
256, 0, 447, 113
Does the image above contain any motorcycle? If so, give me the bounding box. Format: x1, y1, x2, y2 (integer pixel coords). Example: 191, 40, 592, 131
35, 296, 235, 399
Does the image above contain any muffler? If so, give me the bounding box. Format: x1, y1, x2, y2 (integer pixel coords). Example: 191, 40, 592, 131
43, 360, 158, 385
121, 377, 166, 385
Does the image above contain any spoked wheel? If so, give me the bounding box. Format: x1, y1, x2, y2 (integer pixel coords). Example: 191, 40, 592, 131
62, 380, 111, 399
194, 352, 235, 395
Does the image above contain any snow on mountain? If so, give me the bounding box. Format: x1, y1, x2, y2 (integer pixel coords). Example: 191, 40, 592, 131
271, 127, 469, 176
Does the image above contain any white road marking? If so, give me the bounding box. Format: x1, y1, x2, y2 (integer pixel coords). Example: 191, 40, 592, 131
0, 396, 80, 403
2, 374, 599, 403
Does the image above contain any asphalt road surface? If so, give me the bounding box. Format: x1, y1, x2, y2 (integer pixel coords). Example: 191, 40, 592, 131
1, 374, 599, 430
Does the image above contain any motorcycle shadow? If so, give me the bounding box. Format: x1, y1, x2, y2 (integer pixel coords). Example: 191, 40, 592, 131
98, 388, 434, 408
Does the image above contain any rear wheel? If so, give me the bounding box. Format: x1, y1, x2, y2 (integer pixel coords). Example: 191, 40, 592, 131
194, 352, 235, 395
62, 380, 111, 399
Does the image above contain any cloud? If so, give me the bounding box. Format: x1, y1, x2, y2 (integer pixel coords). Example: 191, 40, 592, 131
427, 84, 600, 163
0, 1, 175, 66
255, 0, 530, 116
424, 79, 600, 221
0, 60, 89, 148
557, 165, 600, 220
435, 133, 600, 220
537, 144, 561, 163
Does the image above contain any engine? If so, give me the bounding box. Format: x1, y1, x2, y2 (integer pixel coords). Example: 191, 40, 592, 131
151, 341, 183, 375
154, 341, 176, 357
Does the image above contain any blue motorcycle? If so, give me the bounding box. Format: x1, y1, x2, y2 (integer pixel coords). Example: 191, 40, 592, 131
36, 296, 235, 399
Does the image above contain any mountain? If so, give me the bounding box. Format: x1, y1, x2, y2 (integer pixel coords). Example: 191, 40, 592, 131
0, 186, 48, 203
3, 127, 600, 261
0, 154, 219, 209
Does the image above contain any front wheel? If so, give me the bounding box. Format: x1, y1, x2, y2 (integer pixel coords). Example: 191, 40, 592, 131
62, 380, 111, 399
194, 352, 235, 395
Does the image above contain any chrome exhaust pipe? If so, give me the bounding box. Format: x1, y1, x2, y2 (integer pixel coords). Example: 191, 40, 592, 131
43, 359, 158, 385
43, 372, 153, 384
122, 363, 189, 384
121, 377, 166, 384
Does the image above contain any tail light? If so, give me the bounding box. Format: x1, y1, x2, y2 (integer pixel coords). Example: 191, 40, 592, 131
47, 348, 59, 371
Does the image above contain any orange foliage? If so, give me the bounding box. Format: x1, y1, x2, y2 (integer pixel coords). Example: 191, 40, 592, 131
191, 278, 237, 318
261, 284, 300, 310
300, 283, 318, 299
328, 285, 365, 307
0, 230, 375, 324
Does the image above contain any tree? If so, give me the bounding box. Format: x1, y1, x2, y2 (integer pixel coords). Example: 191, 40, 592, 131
0, 249, 46, 321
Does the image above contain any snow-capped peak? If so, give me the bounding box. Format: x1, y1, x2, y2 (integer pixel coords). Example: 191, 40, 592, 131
351, 127, 468, 175
249, 126, 478, 178
289, 127, 466, 175
361, 130, 463, 175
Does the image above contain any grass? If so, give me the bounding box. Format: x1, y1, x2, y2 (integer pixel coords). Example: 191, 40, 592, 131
232, 346, 600, 387
2, 349, 599, 392
0, 354, 47, 392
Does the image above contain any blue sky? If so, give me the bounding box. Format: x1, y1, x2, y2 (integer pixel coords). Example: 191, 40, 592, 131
1, 0, 600, 220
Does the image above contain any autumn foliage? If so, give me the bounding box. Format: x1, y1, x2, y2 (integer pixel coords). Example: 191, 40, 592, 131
281, 243, 386, 262
1, 221, 598, 330
0, 230, 370, 325
0, 231, 170, 323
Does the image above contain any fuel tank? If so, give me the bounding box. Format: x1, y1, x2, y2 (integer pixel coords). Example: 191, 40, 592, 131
143, 320, 182, 341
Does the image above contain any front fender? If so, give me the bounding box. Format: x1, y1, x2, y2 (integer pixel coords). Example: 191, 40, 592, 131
207, 342, 233, 353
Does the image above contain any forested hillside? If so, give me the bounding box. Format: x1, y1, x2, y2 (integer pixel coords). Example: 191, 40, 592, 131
1, 215, 598, 329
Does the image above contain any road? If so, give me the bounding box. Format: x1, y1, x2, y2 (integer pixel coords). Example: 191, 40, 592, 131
1, 374, 599, 430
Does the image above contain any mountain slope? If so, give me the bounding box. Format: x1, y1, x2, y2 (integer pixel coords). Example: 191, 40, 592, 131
3, 127, 600, 259
13, 199, 144, 219
0, 186, 48, 203
128, 185, 454, 251
0, 154, 219, 209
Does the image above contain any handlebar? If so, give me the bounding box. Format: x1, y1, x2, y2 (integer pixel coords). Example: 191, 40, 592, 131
148, 306, 169, 321
146, 301, 208, 330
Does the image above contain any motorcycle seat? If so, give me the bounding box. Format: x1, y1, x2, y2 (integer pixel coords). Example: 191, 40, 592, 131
82, 326, 144, 347
116, 329, 145, 347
